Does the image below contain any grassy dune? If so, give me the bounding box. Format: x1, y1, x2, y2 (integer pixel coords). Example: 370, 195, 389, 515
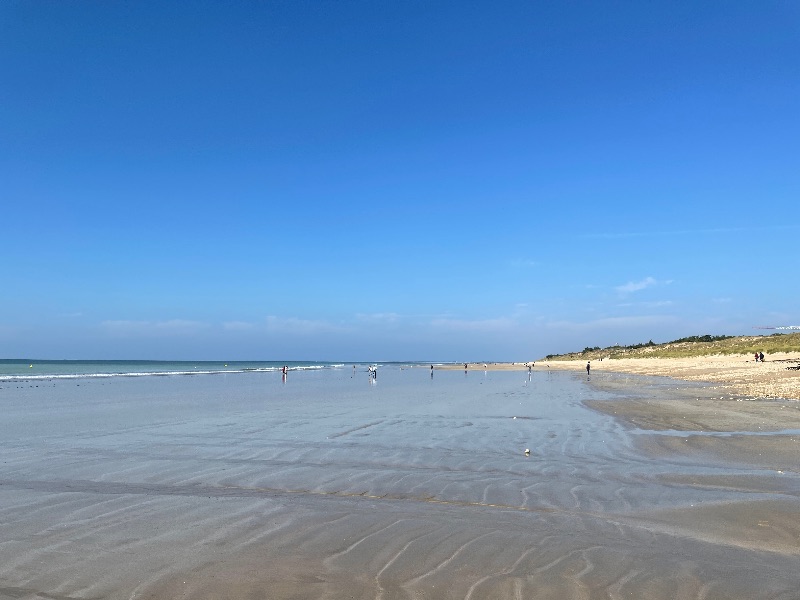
546, 332, 800, 361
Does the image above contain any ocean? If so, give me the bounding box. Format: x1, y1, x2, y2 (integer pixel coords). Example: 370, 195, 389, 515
0, 358, 423, 380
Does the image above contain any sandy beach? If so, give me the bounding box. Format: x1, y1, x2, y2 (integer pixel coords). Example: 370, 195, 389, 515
443, 353, 800, 401
2, 364, 800, 599
542, 352, 800, 401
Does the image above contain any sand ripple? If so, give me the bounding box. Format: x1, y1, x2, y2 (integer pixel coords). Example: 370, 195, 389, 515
2, 369, 800, 599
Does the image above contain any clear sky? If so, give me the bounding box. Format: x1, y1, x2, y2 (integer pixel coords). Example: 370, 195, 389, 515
2, 1, 798, 361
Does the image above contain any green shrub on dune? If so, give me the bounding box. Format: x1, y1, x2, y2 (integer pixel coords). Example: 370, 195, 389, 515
546, 332, 800, 361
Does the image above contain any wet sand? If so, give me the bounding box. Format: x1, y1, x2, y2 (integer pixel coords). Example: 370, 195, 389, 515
2, 366, 800, 599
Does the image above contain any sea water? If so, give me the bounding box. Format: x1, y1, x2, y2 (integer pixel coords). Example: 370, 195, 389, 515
0, 358, 362, 379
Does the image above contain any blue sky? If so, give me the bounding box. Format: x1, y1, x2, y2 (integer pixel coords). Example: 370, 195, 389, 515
2, 1, 798, 361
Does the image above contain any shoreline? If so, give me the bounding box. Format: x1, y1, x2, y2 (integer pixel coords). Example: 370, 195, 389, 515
544, 353, 800, 401
439, 354, 800, 401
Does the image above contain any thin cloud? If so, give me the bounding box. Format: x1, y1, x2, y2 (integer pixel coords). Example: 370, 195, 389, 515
617, 300, 674, 308
264, 316, 345, 334
223, 317, 345, 335
222, 321, 257, 331
544, 315, 679, 332
615, 277, 657, 294
431, 317, 516, 333
510, 258, 539, 268
101, 319, 209, 336
355, 312, 402, 324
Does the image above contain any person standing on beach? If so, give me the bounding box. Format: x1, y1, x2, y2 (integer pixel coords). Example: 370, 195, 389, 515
760, 352, 765, 362
586, 361, 591, 375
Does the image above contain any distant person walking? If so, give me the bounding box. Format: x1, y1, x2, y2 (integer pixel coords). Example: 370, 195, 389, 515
586, 361, 591, 375
760, 352, 765, 362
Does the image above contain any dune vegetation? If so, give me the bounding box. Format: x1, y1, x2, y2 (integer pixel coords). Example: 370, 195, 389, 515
546, 332, 800, 361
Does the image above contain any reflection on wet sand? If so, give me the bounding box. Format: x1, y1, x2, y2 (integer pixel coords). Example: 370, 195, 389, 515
1, 367, 799, 599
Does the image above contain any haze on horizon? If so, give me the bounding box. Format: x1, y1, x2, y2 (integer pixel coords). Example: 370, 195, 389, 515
2, 1, 798, 362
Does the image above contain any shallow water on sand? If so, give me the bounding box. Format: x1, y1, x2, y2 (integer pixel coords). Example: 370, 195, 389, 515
1, 367, 799, 599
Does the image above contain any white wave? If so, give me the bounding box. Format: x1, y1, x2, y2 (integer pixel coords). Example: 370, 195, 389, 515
0, 364, 344, 382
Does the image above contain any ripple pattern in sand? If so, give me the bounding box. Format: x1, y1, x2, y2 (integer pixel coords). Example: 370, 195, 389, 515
1, 369, 800, 599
